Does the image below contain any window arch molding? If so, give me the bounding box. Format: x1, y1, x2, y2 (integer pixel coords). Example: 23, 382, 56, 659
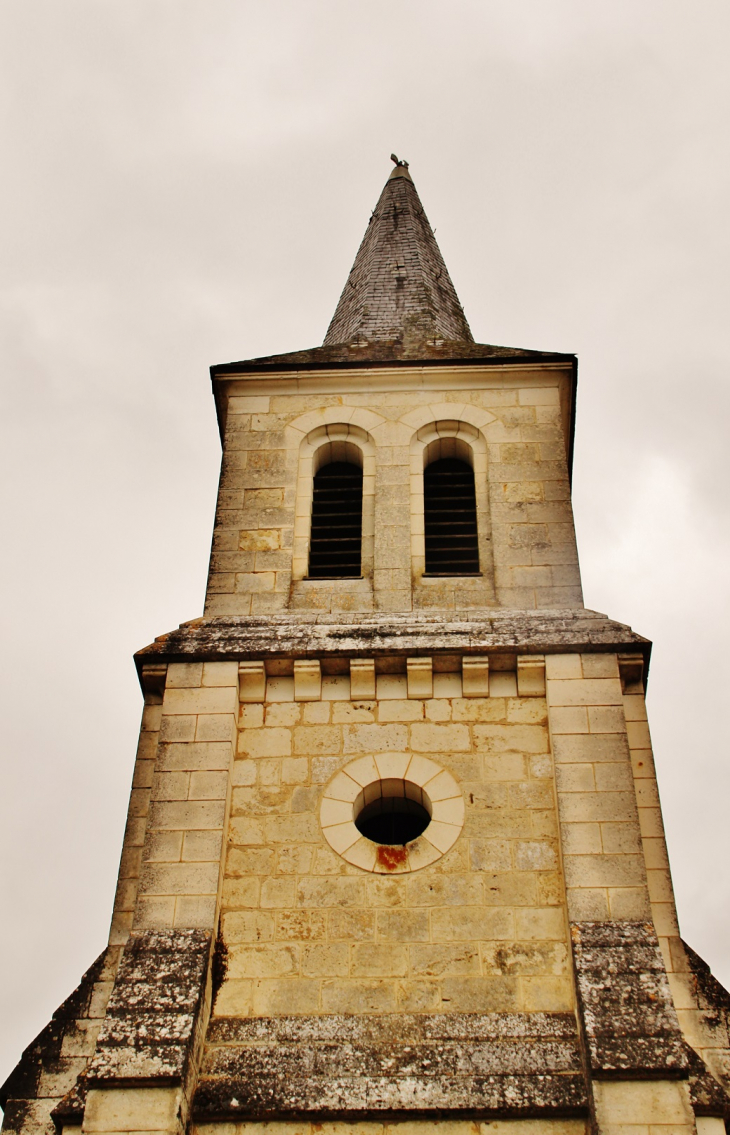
409, 420, 494, 584
292, 423, 376, 582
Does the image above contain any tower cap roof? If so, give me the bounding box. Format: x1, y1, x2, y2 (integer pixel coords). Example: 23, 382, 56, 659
323, 157, 473, 349
211, 160, 575, 373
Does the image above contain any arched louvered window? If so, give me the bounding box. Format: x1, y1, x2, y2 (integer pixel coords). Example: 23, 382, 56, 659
308, 461, 363, 578
424, 457, 480, 574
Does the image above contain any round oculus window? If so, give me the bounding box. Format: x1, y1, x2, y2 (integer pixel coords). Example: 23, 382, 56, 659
320, 755, 464, 874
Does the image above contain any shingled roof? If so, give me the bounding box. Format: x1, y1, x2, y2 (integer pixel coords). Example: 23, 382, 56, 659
324, 160, 472, 347
212, 160, 574, 374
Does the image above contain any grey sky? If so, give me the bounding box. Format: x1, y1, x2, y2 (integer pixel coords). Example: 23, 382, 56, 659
1, 0, 729, 1085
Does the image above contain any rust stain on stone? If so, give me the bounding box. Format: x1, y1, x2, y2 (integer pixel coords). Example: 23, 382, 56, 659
376, 845, 407, 871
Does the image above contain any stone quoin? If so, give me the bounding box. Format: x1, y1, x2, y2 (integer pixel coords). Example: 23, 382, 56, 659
3, 158, 729, 1135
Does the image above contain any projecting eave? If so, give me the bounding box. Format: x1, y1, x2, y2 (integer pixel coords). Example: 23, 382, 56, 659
134, 609, 651, 691
211, 339, 574, 374
210, 342, 578, 477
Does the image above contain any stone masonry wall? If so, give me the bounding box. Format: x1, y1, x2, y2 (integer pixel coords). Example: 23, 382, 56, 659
206, 366, 581, 615
213, 666, 573, 1021
193, 1121, 587, 1135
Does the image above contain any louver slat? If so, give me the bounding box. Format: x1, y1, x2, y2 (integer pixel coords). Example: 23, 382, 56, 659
308, 462, 363, 578
424, 457, 480, 574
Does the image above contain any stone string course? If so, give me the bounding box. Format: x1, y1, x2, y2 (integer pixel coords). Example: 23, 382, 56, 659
194, 1011, 587, 1119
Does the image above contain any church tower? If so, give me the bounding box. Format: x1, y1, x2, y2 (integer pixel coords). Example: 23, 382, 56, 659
4, 159, 730, 1135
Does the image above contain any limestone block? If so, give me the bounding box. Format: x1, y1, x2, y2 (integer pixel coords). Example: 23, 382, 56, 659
431, 907, 513, 941
351, 943, 408, 977
587, 706, 626, 733
549, 706, 589, 734
378, 699, 424, 722
157, 741, 232, 772
182, 830, 223, 862
564, 853, 646, 888
376, 909, 430, 941
139, 861, 219, 896
252, 978, 320, 1015
407, 656, 433, 699
607, 887, 652, 920
462, 656, 490, 697
410, 723, 470, 752
328, 908, 376, 940
294, 659, 322, 701
343, 723, 408, 753
174, 894, 216, 927
516, 655, 546, 697
201, 661, 239, 687
148, 800, 226, 830
548, 677, 623, 708
440, 975, 519, 1012
549, 653, 581, 676
163, 686, 238, 716
302, 943, 350, 977
189, 771, 228, 799
592, 1080, 694, 1127
293, 725, 341, 755
165, 662, 202, 689
83, 1086, 183, 1132
195, 714, 237, 742
697, 1120, 727, 1135
515, 907, 566, 941
238, 728, 291, 759
321, 978, 396, 1014
238, 661, 266, 702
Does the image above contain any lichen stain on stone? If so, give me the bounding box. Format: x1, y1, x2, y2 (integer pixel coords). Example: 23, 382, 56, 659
212, 931, 229, 1012
376, 845, 407, 871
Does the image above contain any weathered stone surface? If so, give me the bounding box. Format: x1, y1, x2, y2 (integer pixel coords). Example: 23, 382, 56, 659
686, 1046, 730, 1117
0, 947, 118, 1135
85, 928, 211, 1087
194, 1072, 587, 1118
194, 1011, 587, 1119
571, 920, 687, 1077
206, 1011, 579, 1043
136, 610, 650, 676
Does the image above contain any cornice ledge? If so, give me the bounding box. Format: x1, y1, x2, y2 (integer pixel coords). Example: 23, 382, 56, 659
135, 608, 650, 676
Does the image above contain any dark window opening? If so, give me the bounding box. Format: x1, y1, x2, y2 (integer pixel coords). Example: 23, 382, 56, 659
424, 457, 479, 574
355, 783, 432, 846
308, 461, 363, 578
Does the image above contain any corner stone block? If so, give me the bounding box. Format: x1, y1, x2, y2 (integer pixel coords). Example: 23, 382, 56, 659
462, 656, 490, 698
238, 660, 266, 703
350, 658, 375, 699
294, 659, 322, 701
407, 656, 433, 699
517, 655, 546, 697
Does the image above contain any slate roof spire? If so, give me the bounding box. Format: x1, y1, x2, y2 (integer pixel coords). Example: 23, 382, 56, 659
323, 158, 474, 348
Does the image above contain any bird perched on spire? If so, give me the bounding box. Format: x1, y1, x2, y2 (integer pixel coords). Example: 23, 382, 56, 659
390, 153, 409, 168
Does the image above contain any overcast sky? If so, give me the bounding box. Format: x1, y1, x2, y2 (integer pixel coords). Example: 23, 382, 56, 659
1, 0, 729, 1087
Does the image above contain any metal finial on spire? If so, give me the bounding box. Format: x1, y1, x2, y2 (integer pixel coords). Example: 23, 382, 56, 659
390, 153, 409, 168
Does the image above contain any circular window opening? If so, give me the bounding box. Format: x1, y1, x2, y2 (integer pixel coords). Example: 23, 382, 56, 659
354, 778, 432, 846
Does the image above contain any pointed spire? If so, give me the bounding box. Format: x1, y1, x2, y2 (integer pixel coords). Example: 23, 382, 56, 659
323, 158, 473, 348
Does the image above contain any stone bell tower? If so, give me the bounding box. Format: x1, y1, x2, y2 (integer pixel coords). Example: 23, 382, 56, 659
4, 159, 730, 1135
